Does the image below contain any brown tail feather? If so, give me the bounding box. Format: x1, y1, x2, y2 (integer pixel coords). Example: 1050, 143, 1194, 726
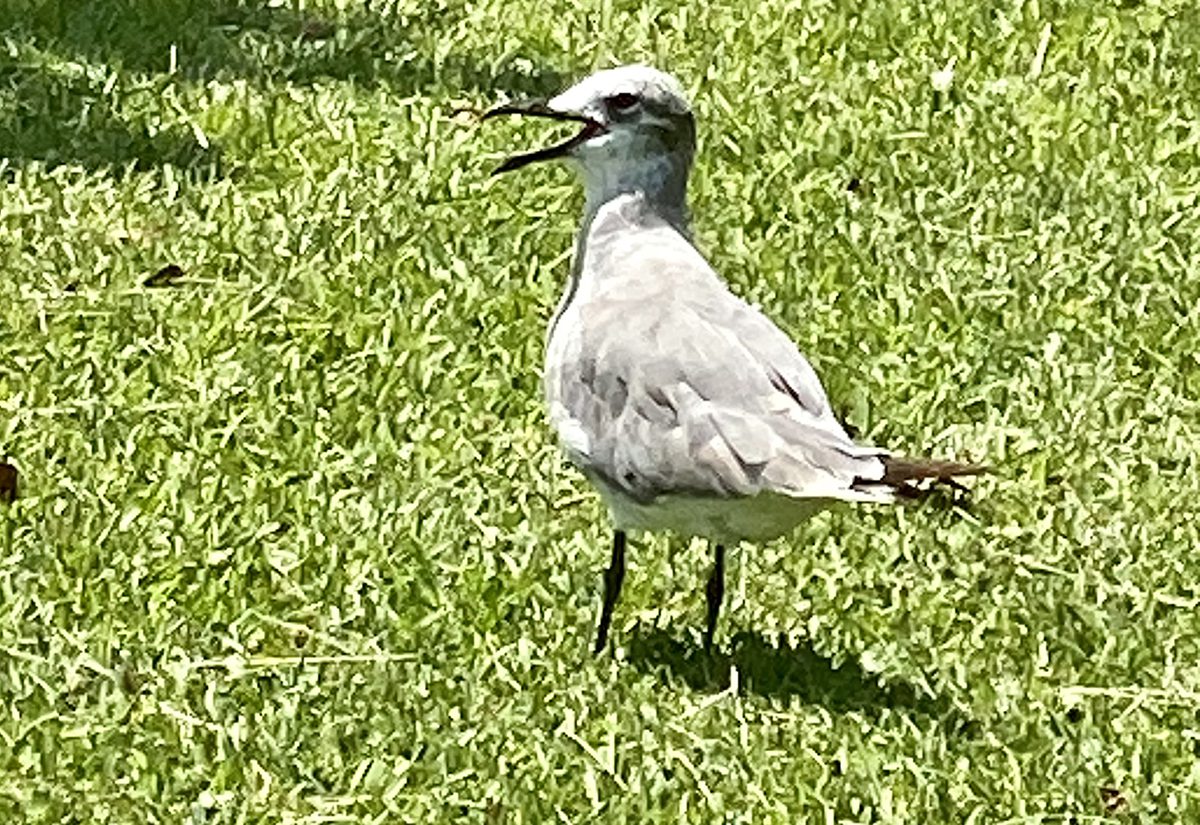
877, 455, 988, 486
852, 455, 988, 499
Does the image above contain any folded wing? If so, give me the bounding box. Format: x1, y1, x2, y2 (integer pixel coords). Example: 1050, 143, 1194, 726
548, 241, 890, 504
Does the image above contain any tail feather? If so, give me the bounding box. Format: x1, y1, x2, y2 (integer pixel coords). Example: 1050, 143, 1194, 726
854, 455, 989, 498
877, 455, 988, 486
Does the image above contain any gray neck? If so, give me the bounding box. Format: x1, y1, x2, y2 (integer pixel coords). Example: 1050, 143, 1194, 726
572, 152, 692, 281
550, 152, 693, 339
579, 152, 692, 237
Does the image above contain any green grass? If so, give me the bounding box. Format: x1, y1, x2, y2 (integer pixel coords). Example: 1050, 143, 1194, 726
2, 0, 1200, 821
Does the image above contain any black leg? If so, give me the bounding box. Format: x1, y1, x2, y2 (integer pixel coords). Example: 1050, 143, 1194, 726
594, 530, 627, 654
704, 543, 726, 651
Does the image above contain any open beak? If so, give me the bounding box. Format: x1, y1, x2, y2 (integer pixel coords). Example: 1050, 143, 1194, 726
481, 99, 605, 175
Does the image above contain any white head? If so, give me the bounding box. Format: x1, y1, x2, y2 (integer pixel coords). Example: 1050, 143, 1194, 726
484, 65, 696, 216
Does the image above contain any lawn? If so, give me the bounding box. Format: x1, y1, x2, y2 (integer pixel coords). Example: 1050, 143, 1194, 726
2, 0, 1200, 821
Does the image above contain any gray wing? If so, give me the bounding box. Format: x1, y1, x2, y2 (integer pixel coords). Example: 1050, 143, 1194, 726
548, 244, 888, 503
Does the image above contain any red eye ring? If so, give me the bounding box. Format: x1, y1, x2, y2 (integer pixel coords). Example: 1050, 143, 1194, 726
607, 92, 640, 111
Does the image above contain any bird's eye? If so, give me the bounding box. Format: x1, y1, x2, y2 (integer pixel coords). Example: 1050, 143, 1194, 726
607, 92, 640, 112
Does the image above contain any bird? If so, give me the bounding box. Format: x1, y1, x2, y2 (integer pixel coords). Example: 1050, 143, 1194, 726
482, 64, 984, 653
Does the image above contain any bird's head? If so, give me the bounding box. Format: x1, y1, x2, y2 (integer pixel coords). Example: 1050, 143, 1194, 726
483, 65, 695, 205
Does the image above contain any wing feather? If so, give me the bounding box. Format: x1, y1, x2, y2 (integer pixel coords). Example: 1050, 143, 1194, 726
546, 218, 887, 503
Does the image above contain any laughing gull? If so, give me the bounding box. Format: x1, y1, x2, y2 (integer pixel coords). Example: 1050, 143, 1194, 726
483, 65, 984, 653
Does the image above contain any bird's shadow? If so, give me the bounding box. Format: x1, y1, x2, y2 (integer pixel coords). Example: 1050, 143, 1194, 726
0, 0, 569, 174
626, 627, 959, 722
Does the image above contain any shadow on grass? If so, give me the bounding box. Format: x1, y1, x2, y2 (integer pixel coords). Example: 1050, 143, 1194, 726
627, 627, 958, 721
0, 0, 568, 173
0, 66, 221, 174
3, 0, 570, 92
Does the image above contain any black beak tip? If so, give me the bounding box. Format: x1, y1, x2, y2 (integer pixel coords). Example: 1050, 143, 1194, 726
491, 156, 521, 176
480, 98, 549, 121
